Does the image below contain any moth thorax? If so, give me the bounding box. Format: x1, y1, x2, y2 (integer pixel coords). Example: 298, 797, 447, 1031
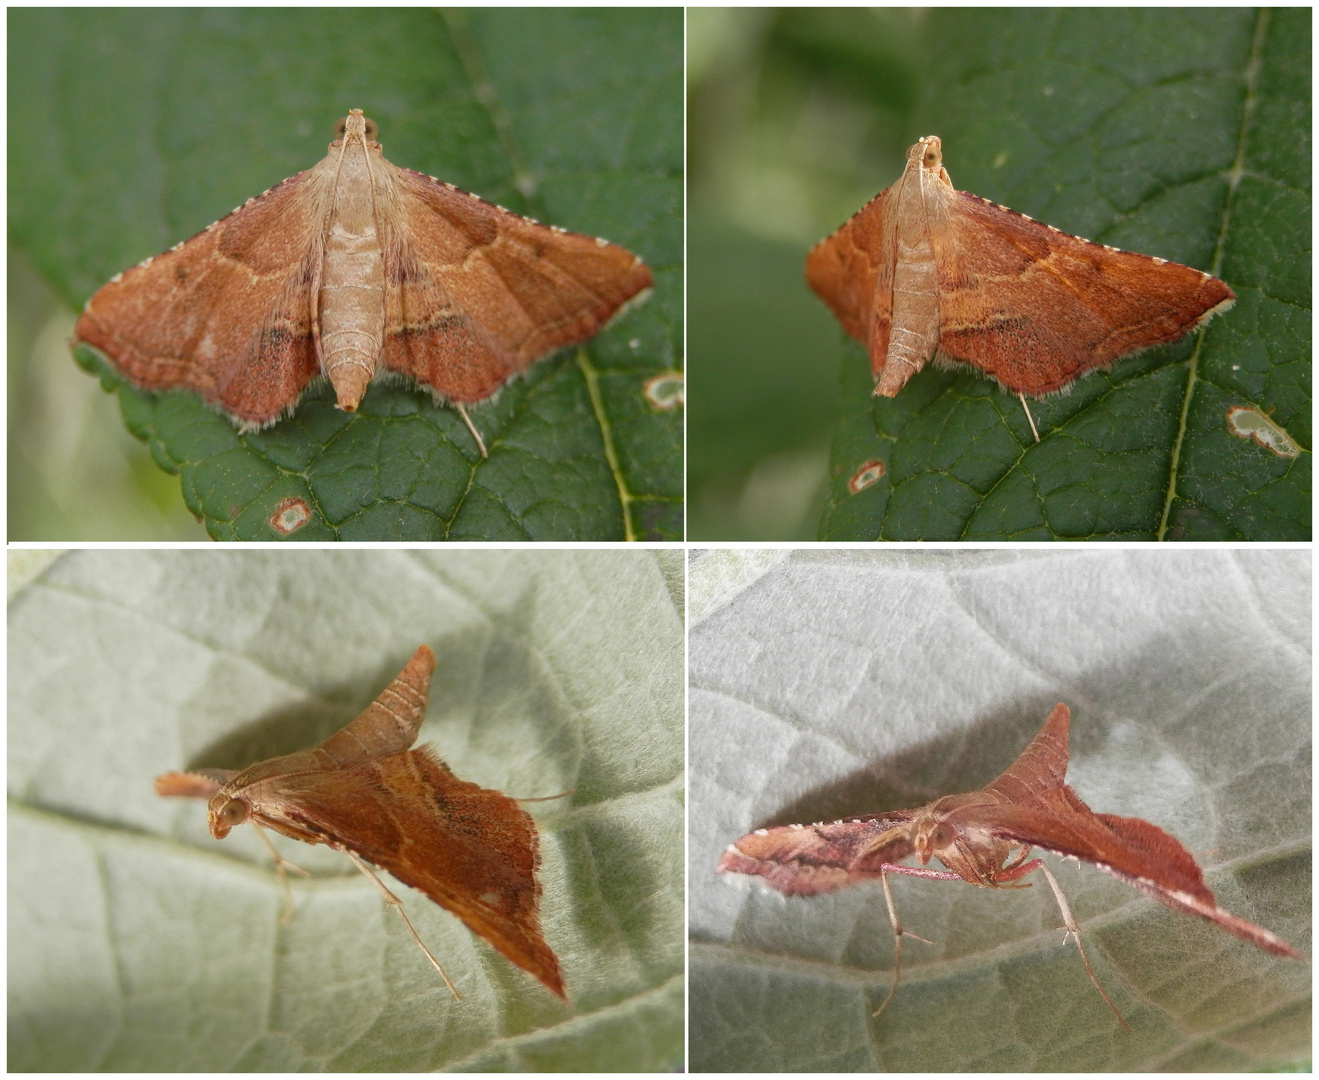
208, 794, 250, 839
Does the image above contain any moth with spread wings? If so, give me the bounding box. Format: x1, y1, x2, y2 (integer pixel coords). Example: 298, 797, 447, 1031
76, 110, 652, 457
719, 704, 1304, 1024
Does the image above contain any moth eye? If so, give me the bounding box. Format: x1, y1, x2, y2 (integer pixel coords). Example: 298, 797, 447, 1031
931, 822, 954, 847
219, 799, 248, 826
364, 118, 379, 140
334, 118, 347, 138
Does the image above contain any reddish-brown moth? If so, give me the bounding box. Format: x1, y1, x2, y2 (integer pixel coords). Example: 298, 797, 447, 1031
805, 136, 1236, 440
75, 109, 653, 457
157, 644, 566, 1001
719, 703, 1304, 1027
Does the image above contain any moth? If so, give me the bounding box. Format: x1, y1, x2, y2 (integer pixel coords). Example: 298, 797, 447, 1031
719, 703, 1304, 1026
805, 136, 1235, 440
75, 109, 653, 456
156, 644, 566, 1001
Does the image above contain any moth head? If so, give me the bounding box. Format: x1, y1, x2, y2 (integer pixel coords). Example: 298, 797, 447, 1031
207, 792, 251, 839
912, 135, 952, 190
911, 815, 957, 863
334, 110, 379, 143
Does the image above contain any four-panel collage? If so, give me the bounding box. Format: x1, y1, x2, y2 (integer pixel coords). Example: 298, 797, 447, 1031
5, 5, 1312, 1076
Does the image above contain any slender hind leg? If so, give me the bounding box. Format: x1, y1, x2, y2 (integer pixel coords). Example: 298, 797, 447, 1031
1034, 860, 1128, 1031
871, 864, 960, 1018
251, 822, 309, 924
343, 849, 461, 1000
1018, 392, 1040, 442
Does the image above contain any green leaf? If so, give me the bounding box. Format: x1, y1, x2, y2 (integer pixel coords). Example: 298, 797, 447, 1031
689, 549, 1311, 1070
817, 8, 1309, 540
9, 550, 685, 1070
12, 9, 683, 540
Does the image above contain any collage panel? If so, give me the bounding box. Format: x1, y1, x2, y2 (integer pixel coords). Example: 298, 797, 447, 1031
9, 549, 684, 1070
689, 548, 1310, 1070
5, 5, 1314, 1075
11, 8, 682, 542
689, 8, 1306, 542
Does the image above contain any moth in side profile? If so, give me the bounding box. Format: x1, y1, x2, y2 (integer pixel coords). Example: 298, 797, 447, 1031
719, 704, 1303, 1026
157, 644, 566, 1001
76, 109, 653, 456
805, 137, 1235, 439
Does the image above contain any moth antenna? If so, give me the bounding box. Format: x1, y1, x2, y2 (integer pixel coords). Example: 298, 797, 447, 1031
343, 849, 461, 1000
154, 769, 234, 798
453, 402, 488, 458
1018, 392, 1041, 443
250, 823, 309, 925
1035, 861, 1129, 1032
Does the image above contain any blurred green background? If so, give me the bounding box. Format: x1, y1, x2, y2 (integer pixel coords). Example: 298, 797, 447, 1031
688, 9, 925, 540
9, 257, 207, 539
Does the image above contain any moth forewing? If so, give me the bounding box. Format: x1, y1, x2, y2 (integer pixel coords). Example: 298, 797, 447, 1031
1081, 856, 1307, 962
849, 819, 920, 869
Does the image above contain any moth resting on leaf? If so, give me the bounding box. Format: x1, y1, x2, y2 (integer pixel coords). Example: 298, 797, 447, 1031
805, 136, 1236, 440
156, 644, 566, 1001
719, 704, 1304, 1026
75, 109, 653, 457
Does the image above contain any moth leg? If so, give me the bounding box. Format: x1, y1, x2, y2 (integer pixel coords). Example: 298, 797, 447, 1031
453, 402, 488, 458
250, 824, 309, 924
342, 849, 461, 1001
872, 868, 937, 1019
515, 789, 575, 803
1035, 860, 1129, 1032
991, 848, 1039, 889
1017, 392, 1041, 443
1000, 845, 1033, 875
